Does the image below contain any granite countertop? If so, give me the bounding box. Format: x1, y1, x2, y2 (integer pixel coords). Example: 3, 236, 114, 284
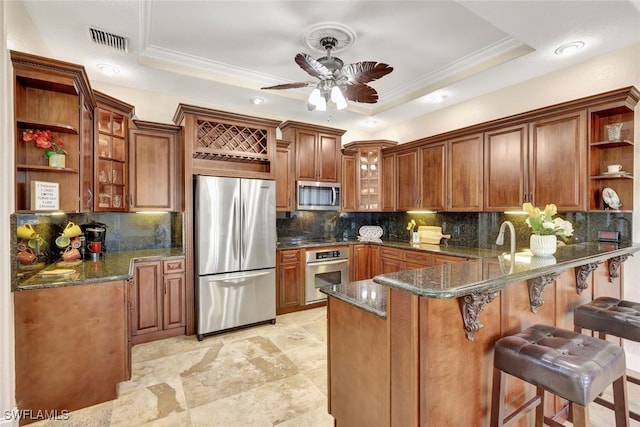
373, 241, 640, 299
15, 248, 185, 291
320, 280, 387, 319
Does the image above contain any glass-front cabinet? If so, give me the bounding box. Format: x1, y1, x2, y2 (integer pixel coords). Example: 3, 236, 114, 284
94, 91, 134, 211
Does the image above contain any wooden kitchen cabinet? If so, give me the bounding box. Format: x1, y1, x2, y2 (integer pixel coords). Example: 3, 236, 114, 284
280, 121, 346, 183
381, 151, 396, 211
394, 142, 446, 211
340, 146, 357, 211
12, 50, 96, 213
379, 246, 433, 273
131, 256, 186, 344
350, 243, 371, 281
276, 249, 304, 314
342, 140, 398, 211
129, 120, 182, 212
447, 133, 483, 211
484, 110, 587, 211
94, 91, 134, 212
484, 124, 528, 211
14, 280, 129, 416
276, 140, 295, 211
587, 88, 638, 212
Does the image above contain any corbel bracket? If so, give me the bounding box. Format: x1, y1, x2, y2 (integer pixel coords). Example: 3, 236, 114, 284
575, 262, 602, 294
609, 254, 631, 282
527, 271, 562, 313
460, 291, 498, 341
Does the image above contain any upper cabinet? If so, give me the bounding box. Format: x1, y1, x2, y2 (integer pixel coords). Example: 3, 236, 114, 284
173, 104, 279, 180
276, 140, 295, 212
587, 88, 639, 212
447, 133, 483, 211
94, 91, 134, 212
129, 120, 183, 212
393, 142, 446, 211
12, 51, 96, 213
341, 140, 397, 211
484, 111, 586, 212
280, 121, 346, 183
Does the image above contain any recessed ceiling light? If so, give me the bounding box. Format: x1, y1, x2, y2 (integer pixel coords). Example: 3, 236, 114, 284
554, 41, 585, 56
363, 118, 378, 126
250, 97, 264, 105
96, 63, 120, 75
426, 93, 447, 103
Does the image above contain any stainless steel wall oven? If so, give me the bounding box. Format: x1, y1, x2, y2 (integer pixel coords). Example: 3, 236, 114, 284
304, 247, 349, 304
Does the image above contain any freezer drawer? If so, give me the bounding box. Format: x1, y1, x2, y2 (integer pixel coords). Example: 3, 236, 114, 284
197, 268, 276, 338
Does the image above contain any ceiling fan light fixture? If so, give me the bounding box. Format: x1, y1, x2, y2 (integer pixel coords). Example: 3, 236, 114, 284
308, 88, 326, 111
331, 86, 348, 110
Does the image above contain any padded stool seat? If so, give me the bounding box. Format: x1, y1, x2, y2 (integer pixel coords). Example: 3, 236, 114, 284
574, 297, 640, 342
575, 297, 640, 422
491, 324, 629, 427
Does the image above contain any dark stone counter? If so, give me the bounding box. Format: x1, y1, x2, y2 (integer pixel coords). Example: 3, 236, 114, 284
15, 248, 184, 291
373, 242, 640, 299
321, 280, 387, 319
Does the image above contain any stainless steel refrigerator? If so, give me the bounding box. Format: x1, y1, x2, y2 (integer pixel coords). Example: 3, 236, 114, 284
194, 175, 276, 340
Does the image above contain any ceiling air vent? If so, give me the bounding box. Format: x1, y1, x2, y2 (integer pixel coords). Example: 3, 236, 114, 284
89, 27, 128, 52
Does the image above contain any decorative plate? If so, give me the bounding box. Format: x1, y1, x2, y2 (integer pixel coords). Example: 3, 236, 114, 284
602, 187, 621, 209
359, 225, 383, 239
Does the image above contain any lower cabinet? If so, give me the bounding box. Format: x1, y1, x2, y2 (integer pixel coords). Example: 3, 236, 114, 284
276, 249, 304, 314
350, 244, 371, 281
14, 281, 129, 416
130, 256, 186, 344
379, 246, 433, 273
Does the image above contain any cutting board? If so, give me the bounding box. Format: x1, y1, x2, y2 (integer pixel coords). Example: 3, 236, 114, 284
417, 226, 451, 244
37, 269, 76, 278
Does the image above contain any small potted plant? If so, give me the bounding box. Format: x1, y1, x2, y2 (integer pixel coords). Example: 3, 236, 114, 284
22, 129, 67, 168
522, 202, 573, 256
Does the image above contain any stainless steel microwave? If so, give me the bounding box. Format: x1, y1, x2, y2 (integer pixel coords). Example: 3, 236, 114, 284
296, 181, 341, 211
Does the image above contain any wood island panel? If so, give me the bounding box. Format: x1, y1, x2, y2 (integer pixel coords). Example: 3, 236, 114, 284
14, 281, 128, 424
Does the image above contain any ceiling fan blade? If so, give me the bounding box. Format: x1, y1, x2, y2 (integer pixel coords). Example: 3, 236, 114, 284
295, 53, 332, 79
261, 82, 313, 90
342, 84, 379, 104
340, 62, 393, 85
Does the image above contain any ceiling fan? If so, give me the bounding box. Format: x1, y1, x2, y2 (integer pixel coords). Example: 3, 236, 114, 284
261, 36, 393, 111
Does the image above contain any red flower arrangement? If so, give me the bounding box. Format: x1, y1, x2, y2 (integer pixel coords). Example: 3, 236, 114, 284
22, 129, 67, 157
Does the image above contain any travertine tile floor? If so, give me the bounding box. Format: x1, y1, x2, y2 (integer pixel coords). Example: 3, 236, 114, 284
30, 307, 333, 427
27, 305, 640, 427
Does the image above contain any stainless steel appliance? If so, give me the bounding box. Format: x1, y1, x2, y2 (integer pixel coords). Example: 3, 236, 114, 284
194, 175, 276, 340
296, 181, 340, 211
305, 247, 349, 304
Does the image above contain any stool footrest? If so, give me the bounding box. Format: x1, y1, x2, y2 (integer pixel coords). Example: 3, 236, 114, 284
502, 395, 541, 427
594, 397, 640, 422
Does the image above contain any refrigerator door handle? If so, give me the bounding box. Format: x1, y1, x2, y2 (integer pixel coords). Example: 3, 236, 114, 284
241, 199, 246, 260
233, 198, 239, 259
219, 270, 271, 283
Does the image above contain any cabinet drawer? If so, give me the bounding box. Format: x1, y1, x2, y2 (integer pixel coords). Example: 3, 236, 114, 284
380, 247, 403, 260
403, 250, 432, 265
280, 249, 301, 263
163, 257, 185, 274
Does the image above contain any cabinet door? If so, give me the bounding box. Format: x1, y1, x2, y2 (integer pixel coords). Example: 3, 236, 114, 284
381, 153, 396, 211
277, 250, 303, 312
129, 127, 176, 211
380, 257, 403, 274
95, 107, 128, 212
341, 151, 357, 211
276, 140, 294, 211
163, 273, 186, 330
484, 124, 528, 211
448, 134, 483, 211
296, 130, 318, 181
351, 244, 371, 281
529, 110, 586, 211
419, 143, 446, 211
318, 133, 340, 182
131, 261, 163, 336
79, 104, 94, 212
396, 150, 419, 211
369, 245, 380, 277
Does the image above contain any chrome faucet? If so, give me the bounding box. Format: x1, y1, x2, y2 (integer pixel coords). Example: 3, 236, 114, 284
496, 221, 516, 274
496, 221, 516, 254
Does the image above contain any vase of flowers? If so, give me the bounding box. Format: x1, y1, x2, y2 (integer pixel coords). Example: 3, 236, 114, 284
406, 219, 420, 243
22, 129, 67, 168
523, 203, 573, 257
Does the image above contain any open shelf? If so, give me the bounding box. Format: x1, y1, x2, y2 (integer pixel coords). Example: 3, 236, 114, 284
16, 119, 78, 135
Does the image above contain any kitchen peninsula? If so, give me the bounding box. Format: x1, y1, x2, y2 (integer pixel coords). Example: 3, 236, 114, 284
322, 241, 640, 426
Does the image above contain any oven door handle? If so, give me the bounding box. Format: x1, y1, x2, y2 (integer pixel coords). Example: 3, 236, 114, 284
308, 259, 349, 266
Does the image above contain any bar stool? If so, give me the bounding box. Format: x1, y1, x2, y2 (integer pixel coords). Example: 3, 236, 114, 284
575, 296, 640, 421
491, 324, 629, 427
